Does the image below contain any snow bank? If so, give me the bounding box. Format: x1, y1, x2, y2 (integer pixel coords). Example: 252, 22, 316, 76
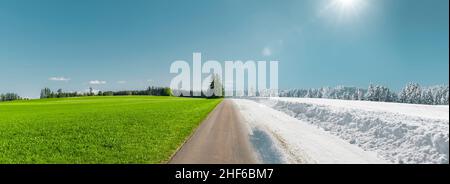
248, 97, 449, 164
233, 99, 388, 164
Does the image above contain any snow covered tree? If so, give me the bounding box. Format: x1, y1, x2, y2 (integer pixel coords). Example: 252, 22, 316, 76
433, 85, 449, 105
356, 89, 365, 100
400, 83, 422, 104
443, 86, 449, 105
207, 73, 223, 98
365, 84, 376, 101
306, 89, 314, 98
279, 83, 445, 105
421, 89, 434, 105
399, 88, 407, 103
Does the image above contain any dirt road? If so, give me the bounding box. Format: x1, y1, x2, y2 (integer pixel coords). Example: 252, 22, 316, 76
169, 99, 258, 164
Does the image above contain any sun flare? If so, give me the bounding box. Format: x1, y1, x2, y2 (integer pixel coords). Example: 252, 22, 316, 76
335, 0, 360, 11
323, 0, 367, 23
338, 0, 357, 7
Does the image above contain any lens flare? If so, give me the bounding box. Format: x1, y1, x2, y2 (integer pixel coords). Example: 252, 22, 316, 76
338, 0, 357, 7
321, 0, 367, 23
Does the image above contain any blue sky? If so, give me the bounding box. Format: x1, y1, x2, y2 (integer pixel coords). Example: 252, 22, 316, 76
0, 0, 448, 98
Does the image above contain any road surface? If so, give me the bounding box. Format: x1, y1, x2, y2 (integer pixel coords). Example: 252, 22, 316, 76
170, 98, 389, 164
169, 99, 258, 164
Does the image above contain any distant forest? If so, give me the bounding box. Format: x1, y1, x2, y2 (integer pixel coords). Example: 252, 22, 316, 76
39, 86, 172, 99
280, 83, 449, 105
1, 82, 449, 105
0, 93, 24, 102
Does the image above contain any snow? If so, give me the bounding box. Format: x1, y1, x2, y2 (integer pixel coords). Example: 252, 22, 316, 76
233, 98, 449, 164
233, 99, 388, 164
264, 97, 449, 120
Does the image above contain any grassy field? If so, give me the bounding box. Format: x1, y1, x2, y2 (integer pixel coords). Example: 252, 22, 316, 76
0, 96, 222, 164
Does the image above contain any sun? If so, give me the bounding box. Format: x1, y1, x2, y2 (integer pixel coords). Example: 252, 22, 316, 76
335, 0, 359, 11
338, 0, 357, 7
322, 0, 367, 23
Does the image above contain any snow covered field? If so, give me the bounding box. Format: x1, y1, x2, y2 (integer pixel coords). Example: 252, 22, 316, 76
233, 98, 449, 164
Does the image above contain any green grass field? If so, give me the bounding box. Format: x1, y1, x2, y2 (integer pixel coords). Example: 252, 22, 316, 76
0, 96, 222, 164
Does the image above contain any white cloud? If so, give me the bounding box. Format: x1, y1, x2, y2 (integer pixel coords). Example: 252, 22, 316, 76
117, 80, 127, 84
49, 77, 70, 81
89, 80, 107, 85
262, 47, 272, 56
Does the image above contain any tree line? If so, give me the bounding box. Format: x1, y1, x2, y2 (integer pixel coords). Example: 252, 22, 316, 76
2, 82, 448, 105
0, 93, 23, 102
279, 82, 449, 105
99, 86, 172, 96
40, 86, 172, 99
171, 74, 224, 98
